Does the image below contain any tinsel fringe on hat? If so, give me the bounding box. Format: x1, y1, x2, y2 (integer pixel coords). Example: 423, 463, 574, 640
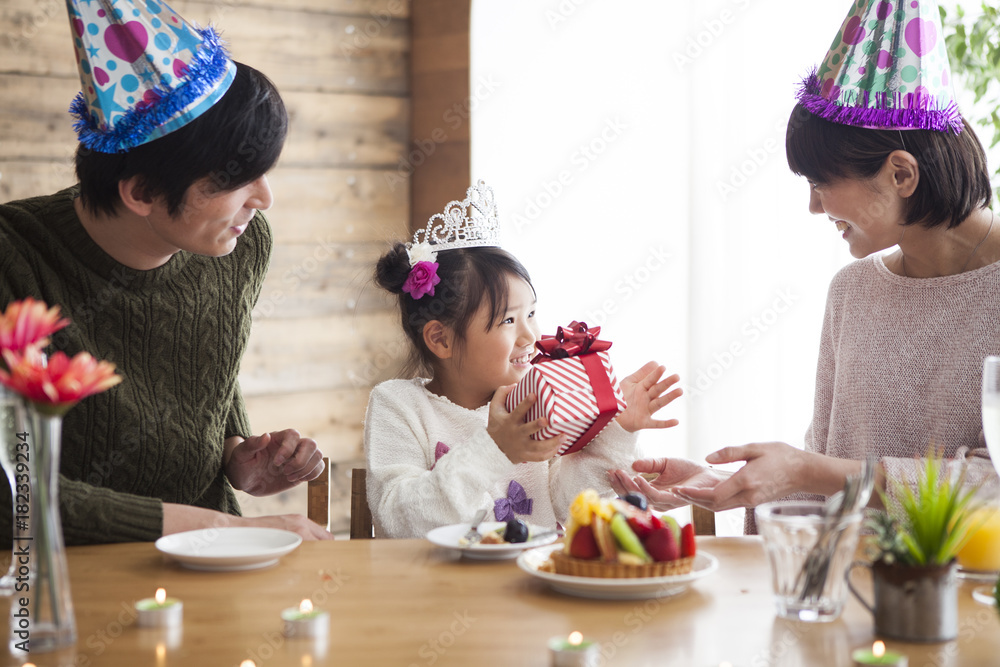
70, 27, 233, 153
796, 70, 963, 135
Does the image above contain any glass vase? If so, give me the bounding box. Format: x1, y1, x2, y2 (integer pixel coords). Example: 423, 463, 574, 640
9, 398, 76, 653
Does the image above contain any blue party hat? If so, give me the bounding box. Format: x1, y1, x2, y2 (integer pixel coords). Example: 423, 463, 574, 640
65, 0, 236, 153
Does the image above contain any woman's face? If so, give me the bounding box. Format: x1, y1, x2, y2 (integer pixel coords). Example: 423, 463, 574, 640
147, 175, 273, 257
807, 168, 906, 259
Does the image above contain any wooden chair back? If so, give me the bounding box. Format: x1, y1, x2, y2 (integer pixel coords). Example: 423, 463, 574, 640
351, 468, 374, 539
692, 505, 716, 536
307, 457, 330, 528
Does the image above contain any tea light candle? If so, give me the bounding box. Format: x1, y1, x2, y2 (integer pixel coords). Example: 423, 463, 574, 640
852, 641, 908, 666
548, 631, 599, 667
136, 589, 183, 628
281, 599, 329, 639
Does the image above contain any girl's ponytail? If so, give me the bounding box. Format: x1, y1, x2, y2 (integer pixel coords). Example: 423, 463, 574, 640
374, 243, 411, 295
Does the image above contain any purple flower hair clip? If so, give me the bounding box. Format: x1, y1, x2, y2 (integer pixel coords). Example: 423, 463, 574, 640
403, 243, 441, 300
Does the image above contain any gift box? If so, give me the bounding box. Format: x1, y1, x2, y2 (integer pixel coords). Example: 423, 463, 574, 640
505, 321, 627, 455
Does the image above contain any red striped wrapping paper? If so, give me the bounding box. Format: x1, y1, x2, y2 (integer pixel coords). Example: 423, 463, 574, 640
505, 350, 627, 455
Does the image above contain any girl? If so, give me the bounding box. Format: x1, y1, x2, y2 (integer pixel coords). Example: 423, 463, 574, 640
365, 182, 682, 538
611, 1, 1000, 527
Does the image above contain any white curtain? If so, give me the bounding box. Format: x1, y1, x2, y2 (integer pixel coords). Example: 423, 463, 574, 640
470, 0, 984, 533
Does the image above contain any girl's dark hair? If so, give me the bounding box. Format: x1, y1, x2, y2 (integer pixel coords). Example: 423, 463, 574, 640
76, 61, 288, 217
375, 245, 534, 376
785, 103, 992, 229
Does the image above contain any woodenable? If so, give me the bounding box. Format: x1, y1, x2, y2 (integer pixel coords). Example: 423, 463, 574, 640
5, 537, 997, 665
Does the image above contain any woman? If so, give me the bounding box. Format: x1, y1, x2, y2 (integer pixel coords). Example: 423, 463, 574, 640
612, 1, 999, 528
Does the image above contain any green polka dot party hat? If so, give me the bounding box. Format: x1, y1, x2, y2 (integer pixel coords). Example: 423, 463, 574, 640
65, 0, 236, 153
798, 0, 962, 133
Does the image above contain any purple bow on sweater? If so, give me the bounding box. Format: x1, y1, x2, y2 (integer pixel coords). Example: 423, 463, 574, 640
494, 480, 533, 522
430, 441, 450, 469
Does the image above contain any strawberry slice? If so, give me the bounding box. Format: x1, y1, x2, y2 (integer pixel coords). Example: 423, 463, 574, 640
569, 524, 601, 560
626, 514, 655, 540
681, 523, 697, 558
644, 526, 679, 562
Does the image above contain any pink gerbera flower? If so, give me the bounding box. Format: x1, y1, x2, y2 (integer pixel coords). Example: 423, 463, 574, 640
0, 297, 71, 352
0, 346, 122, 415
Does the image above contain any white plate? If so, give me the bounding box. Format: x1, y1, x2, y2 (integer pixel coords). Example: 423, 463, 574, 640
155, 527, 303, 572
426, 521, 559, 560
517, 543, 719, 600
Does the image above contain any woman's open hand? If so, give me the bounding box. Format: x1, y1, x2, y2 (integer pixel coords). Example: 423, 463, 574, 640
609, 458, 729, 510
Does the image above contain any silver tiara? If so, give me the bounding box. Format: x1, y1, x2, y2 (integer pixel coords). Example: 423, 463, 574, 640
408, 180, 501, 255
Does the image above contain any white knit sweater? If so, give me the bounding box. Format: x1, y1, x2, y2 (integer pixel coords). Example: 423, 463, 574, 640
747, 254, 1000, 531
364, 378, 640, 538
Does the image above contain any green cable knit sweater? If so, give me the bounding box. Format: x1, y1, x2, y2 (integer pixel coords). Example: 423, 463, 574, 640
0, 187, 270, 545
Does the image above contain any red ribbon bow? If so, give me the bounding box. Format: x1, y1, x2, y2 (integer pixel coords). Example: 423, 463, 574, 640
532, 321, 612, 364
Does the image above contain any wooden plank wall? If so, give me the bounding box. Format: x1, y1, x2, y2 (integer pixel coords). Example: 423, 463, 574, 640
410, 0, 470, 231
0, 0, 412, 534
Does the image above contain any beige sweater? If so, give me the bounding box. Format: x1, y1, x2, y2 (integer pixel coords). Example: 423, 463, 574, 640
747, 254, 1000, 532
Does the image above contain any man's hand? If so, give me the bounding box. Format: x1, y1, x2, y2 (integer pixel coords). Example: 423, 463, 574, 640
225, 429, 325, 496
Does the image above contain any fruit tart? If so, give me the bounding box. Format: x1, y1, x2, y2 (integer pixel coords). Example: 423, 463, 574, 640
549, 490, 697, 578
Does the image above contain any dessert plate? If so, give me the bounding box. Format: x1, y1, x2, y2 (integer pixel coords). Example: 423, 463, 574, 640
427, 521, 559, 560
517, 543, 719, 600
155, 527, 302, 572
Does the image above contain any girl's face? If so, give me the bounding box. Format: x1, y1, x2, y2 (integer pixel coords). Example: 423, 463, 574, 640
807, 170, 906, 259
455, 275, 540, 398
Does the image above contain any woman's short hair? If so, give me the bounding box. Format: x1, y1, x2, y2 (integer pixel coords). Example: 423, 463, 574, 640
75, 61, 288, 217
785, 103, 992, 228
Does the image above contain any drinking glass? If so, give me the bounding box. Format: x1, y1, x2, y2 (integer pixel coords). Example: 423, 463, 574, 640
971, 357, 1000, 604
756, 500, 862, 622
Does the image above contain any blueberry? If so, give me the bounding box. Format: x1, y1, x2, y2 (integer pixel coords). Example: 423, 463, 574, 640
621, 492, 648, 511
504, 519, 530, 543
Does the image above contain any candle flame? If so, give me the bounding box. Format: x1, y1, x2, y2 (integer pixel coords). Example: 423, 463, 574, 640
299, 599, 313, 614
873, 641, 886, 658
568, 631, 583, 646
240, 661, 256, 667
155, 588, 166, 605
156, 643, 166, 659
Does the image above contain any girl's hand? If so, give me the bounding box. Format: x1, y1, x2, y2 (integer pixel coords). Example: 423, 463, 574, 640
608, 458, 729, 511
487, 385, 563, 464
615, 362, 683, 433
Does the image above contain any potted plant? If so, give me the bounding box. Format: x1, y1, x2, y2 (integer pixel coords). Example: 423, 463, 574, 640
848, 453, 980, 642
942, 2, 1000, 199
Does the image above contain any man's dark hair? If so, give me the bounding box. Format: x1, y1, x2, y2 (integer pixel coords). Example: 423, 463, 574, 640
76, 61, 288, 217
786, 103, 992, 229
